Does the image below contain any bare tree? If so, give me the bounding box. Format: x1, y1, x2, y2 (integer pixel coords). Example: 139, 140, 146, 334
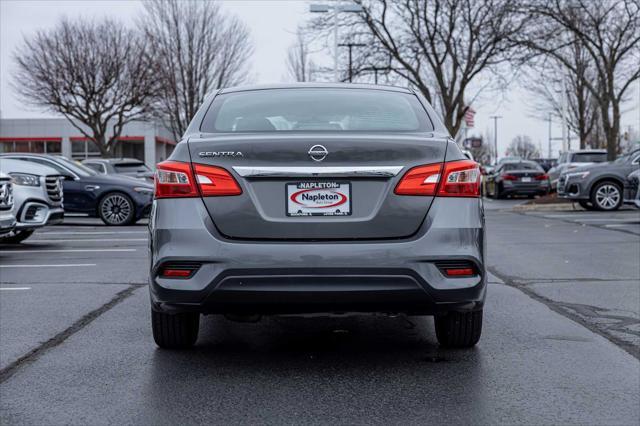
522, 43, 600, 149
311, 0, 526, 137
141, 0, 253, 139
287, 27, 314, 82
518, 0, 640, 160
506, 135, 540, 159
12, 18, 156, 157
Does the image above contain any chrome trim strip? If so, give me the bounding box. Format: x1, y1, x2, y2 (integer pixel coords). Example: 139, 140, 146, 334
232, 166, 404, 178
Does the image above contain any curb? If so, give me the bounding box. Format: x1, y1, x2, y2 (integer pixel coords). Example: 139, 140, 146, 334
512, 203, 585, 212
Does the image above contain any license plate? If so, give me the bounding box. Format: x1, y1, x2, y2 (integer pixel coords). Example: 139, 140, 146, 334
286, 182, 351, 216
521, 177, 532, 182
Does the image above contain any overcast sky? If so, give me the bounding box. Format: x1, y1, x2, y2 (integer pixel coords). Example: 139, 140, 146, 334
1, 0, 638, 157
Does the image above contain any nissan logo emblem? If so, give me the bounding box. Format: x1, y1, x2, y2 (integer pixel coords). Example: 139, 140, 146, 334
308, 145, 329, 162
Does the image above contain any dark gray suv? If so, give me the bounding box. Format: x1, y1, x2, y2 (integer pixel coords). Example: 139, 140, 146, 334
149, 84, 485, 349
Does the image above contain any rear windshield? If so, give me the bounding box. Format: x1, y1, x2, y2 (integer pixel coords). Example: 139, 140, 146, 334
114, 163, 150, 173
572, 152, 606, 163
502, 162, 541, 171
201, 89, 433, 132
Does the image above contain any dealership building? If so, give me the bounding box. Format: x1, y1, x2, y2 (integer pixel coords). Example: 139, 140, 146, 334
0, 118, 176, 167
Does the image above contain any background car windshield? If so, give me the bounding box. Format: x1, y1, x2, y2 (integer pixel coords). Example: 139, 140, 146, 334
202, 89, 433, 132
573, 152, 607, 162
56, 157, 96, 177
114, 163, 150, 173
502, 162, 541, 171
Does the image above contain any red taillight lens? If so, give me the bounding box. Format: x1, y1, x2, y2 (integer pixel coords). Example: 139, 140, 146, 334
502, 174, 518, 181
193, 163, 242, 196
394, 163, 443, 196
534, 174, 548, 181
437, 160, 481, 197
395, 160, 480, 197
155, 161, 198, 199
154, 161, 241, 198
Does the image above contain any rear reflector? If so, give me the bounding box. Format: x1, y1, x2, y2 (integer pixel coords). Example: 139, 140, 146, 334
155, 161, 241, 198
443, 268, 475, 277
435, 260, 478, 278
158, 262, 202, 279
395, 159, 480, 197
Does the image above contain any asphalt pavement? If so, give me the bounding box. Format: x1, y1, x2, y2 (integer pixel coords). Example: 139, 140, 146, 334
1, 207, 639, 425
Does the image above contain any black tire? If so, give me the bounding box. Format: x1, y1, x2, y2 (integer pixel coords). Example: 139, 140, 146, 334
0, 229, 34, 244
578, 200, 596, 210
590, 181, 623, 211
98, 192, 135, 226
152, 310, 200, 349
434, 310, 482, 348
495, 183, 504, 199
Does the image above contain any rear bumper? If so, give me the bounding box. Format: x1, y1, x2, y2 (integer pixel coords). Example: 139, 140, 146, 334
501, 180, 549, 195
149, 197, 486, 315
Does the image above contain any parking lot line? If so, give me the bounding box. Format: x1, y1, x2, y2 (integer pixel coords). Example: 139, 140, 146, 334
578, 218, 640, 222
24, 238, 148, 243
1, 249, 138, 254
604, 224, 640, 227
0, 264, 96, 268
0, 287, 31, 291
540, 214, 640, 218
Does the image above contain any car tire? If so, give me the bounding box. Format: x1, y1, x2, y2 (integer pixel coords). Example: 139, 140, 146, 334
495, 184, 504, 199
590, 181, 623, 211
152, 310, 200, 349
434, 310, 482, 348
0, 229, 35, 244
98, 192, 136, 226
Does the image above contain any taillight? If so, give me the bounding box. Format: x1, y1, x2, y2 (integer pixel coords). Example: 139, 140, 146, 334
435, 260, 478, 278
534, 174, 548, 181
154, 161, 241, 198
394, 163, 442, 196
502, 174, 518, 181
155, 161, 198, 198
193, 163, 242, 196
395, 160, 480, 197
437, 160, 481, 197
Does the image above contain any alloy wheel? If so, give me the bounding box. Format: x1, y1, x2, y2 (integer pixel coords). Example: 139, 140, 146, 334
100, 194, 133, 225
594, 184, 620, 210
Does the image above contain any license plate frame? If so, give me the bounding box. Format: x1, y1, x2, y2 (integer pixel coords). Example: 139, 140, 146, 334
286, 181, 352, 217
521, 177, 532, 182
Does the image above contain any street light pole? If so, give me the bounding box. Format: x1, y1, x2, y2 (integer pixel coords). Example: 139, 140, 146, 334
490, 115, 502, 163
338, 42, 366, 82
548, 113, 552, 158
310, 2, 364, 82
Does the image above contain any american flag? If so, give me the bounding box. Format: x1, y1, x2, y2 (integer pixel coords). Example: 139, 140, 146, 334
463, 106, 476, 128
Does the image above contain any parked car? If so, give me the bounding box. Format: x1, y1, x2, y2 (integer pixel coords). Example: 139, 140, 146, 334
558, 149, 640, 211
547, 149, 607, 190
485, 160, 550, 198
0, 154, 154, 225
532, 158, 558, 172
82, 158, 154, 182
0, 159, 64, 243
149, 83, 486, 349
0, 172, 16, 236
623, 168, 640, 209
497, 156, 522, 165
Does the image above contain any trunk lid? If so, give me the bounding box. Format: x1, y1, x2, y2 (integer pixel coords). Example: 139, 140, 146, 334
188, 133, 447, 240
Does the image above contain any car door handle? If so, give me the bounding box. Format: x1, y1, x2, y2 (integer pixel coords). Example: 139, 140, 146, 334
85, 185, 100, 191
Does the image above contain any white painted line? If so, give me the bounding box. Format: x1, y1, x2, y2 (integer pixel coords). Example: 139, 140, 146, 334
36, 231, 147, 235
579, 218, 640, 222
0, 287, 31, 291
25, 238, 147, 243
0, 263, 96, 268
604, 223, 640, 227
541, 214, 640, 218
1, 248, 137, 254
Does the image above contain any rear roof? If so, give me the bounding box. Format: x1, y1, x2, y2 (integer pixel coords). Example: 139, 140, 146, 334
219, 82, 413, 94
